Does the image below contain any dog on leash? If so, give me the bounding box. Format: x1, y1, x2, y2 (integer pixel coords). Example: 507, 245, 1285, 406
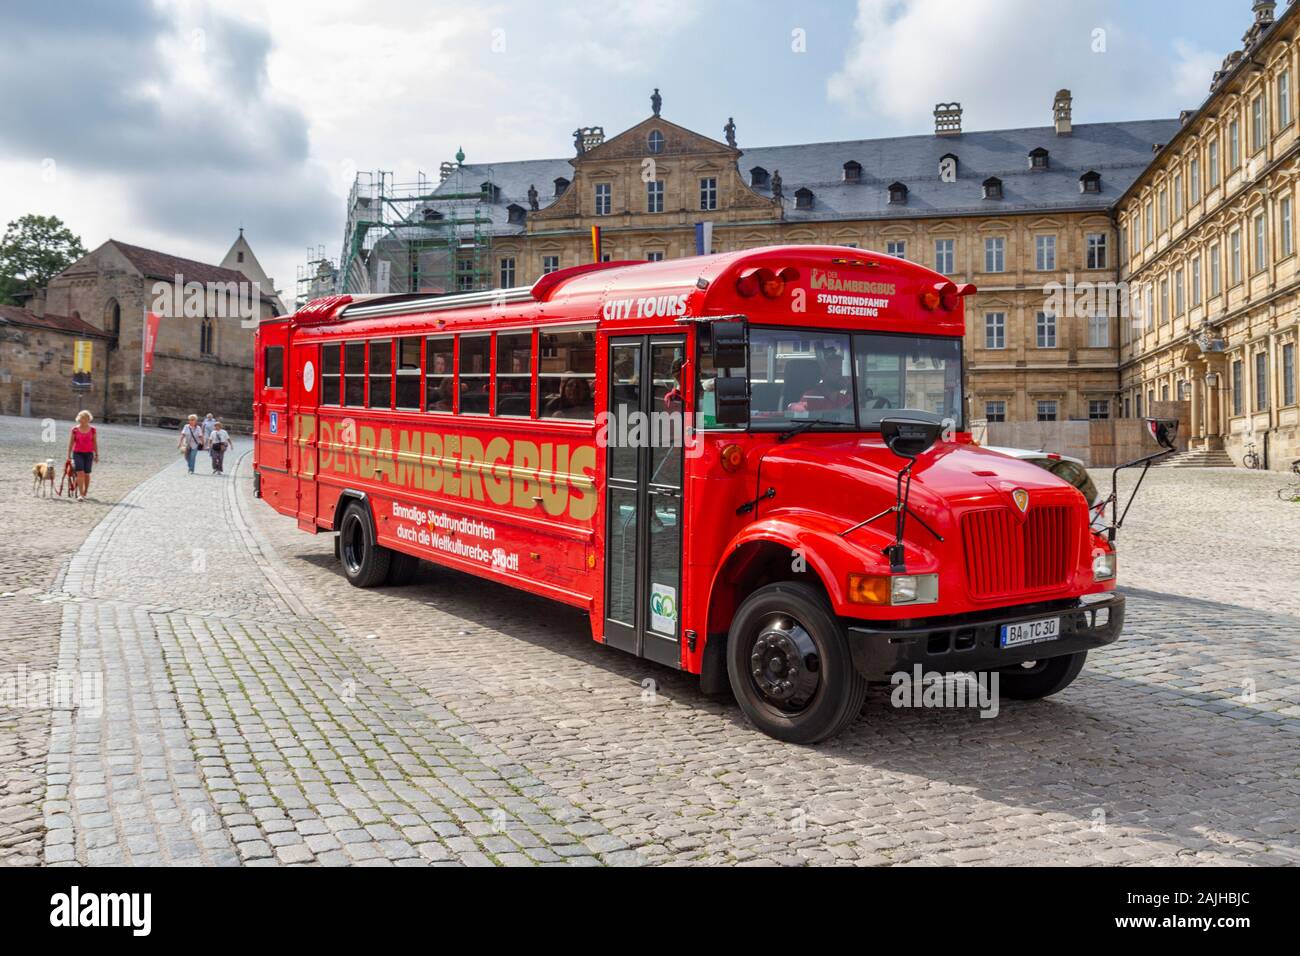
32, 458, 57, 497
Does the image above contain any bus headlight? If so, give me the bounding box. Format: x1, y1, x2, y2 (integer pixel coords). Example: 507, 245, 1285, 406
848, 573, 939, 606
1093, 551, 1117, 582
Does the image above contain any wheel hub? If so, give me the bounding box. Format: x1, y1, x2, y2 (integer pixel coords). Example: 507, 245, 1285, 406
750, 616, 820, 709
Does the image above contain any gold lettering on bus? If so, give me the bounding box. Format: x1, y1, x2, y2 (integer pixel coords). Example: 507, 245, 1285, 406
809, 268, 896, 296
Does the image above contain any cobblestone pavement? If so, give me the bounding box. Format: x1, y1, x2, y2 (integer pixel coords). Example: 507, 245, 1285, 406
0, 416, 176, 866
4, 414, 1298, 866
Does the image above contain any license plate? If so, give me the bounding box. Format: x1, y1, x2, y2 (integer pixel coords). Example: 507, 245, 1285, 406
1000, 617, 1060, 648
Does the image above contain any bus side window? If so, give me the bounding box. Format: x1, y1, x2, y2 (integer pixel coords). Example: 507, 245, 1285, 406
368, 339, 392, 409
459, 335, 491, 415
343, 341, 366, 406
539, 328, 595, 420
495, 331, 533, 417
264, 346, 284, 390
425, 337, 455, 412
321, 344, 340, 405
395, 337, 421, 410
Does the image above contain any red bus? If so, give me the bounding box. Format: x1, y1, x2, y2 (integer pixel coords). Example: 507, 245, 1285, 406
254, 245, 1130, 743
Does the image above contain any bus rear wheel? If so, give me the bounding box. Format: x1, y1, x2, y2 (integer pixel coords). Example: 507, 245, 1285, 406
726, 582, 867, 744
338, 501, 391, 588
998, 651, 1087, 700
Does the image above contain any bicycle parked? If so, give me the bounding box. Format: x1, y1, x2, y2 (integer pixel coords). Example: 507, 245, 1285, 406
1279, 458, 1300, 502
1242, 440, 1263, 470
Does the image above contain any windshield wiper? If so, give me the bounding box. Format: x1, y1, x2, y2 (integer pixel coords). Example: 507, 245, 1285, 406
775, 419, 850, 443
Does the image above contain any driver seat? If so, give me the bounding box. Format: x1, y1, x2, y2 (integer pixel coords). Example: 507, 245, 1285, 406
781, 359, 824, 410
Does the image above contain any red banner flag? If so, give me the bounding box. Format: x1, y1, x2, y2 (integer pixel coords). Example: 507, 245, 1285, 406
590, 225, 602, 263
143, 311, 161, 374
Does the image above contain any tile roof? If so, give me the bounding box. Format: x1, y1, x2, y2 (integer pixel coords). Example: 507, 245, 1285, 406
0, 303, 112, 338
109, 240, 278, 300
426, 118, 1181, 234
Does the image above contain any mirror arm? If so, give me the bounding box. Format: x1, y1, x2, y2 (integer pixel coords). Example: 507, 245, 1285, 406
1106, 447, 1175, 543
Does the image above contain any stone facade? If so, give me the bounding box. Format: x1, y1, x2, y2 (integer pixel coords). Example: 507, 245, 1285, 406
37, 238, 281, 428
1118, 0, 1300, 470
0, 305, 112, 421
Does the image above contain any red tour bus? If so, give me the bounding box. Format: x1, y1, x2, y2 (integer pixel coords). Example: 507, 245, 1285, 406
253, 245, 1137, 743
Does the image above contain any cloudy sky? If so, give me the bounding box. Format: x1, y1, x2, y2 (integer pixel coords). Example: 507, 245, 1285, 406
0, 0, 1266, 304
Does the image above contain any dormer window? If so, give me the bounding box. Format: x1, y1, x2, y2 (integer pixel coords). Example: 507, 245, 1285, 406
794, 187, 815, 210
480, 181, 501, 202
982, 176, 1003, 200
421, 207, 444, 222
1028, 147, 1049, 170
888, 181, 908, 204
647, 129, 665, 154
1079, 170, 1101, 194
506, 203, 527, 225
750, 166, 769, 188
939, 152, 959, 181
843, 160, 863, 183
553, 177, 570, 196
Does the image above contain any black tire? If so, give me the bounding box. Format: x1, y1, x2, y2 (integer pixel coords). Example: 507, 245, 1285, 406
725, 582, 867, 744
384, 550, 421, 586
337, 501, 391, 588
998, 651, 1087, 700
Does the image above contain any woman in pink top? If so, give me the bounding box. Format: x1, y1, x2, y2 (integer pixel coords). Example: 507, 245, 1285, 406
65, 409, 100, 501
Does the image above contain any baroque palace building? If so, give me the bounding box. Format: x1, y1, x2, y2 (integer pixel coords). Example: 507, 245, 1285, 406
1118, 0, 1300, 468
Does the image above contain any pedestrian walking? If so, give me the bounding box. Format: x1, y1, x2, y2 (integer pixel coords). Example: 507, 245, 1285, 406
64, 410, 100, 501
202, 412, 216, 444
208, 420, 231, 475
179, 414, 204, 475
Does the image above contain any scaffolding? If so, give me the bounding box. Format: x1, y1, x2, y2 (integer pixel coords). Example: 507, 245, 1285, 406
331, 167, 496, 300
295, 245, 338, 310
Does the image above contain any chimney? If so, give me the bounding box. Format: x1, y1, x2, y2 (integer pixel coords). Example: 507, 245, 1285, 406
29, 288, 47, 317
934, 102, 962, 136
1254, 1, 1277, 28
1053, 89, 1073, 135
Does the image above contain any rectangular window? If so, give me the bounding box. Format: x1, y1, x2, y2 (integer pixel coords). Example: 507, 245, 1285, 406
1209, 140, 1220, 186
1229, 119, 1241, 169
1232, 358, 1244, 415
263, 346, 284, 390
1210, 243, 1222, 295
1283, 197, 1294, 257
1159, 188, 1168, 231
984, 237, 1005, 273
1230, 229, 1242, 284
1036, 400, 1058, 422
538, 328, 596, 420
646, 251, 665, 262
1173, 171, 1183, 217
1284, 342, 1296, 406
1253, 94, 1266, 152
699, 177, 718, 211
1144, 285, 1154, 332
1145, 201, 1154, 244
886, 240, 906, 260
495, 332, 532, 417
321, 343, 340, 405
594, 183, 611, 216
425, 337, 455, 412
1036, 311, 1057, 348
343, 341, 366, 407
1088, 314, 1109, 348
1159, 279, 1169, 325
934, 238, 954, 274
1174, 268, 1185, 315
1086, 233, 1108, 269
367, 339, 392, 408
646, 179, 664, 213
1254, 213, 1268, 272
541, 255, 560, 274
1190, 157, 1201, 202
984, 312, 1006, 349
1088, 399, 1110, 420
1281, 70, 1292, 129
458, 335, 491, 414
985, 400, 1006, 423
1255, 350, 1269, 410
499, 256, 516, 288
395, 336, 421, 410
1191, 254, 1203, 306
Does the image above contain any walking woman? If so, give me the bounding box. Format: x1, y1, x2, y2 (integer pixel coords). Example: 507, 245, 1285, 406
65, 410, 99, 501
179, 414, 204, 475
207, 420, 231, 475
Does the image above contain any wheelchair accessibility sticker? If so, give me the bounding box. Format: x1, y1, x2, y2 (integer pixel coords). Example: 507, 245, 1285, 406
269, 411, 279, 434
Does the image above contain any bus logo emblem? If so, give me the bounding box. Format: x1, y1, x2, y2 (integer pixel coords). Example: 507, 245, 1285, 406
1012, 488, 1029, 513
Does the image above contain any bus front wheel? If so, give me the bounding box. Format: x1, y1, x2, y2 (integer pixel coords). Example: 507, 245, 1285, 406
726, 582, 867, 744
338, 501, 392, 588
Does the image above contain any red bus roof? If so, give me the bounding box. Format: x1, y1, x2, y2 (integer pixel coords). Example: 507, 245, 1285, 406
285, 245, 972, 340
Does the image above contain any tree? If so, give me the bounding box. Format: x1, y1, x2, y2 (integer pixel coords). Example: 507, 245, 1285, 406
0, 214, 87, 306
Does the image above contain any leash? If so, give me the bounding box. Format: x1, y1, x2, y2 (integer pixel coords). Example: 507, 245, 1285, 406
56, 459, 77, 498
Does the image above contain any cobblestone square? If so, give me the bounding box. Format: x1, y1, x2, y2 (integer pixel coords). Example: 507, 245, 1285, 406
1, 415, 1297, 866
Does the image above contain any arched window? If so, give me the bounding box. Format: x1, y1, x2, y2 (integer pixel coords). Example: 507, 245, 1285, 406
104, 299, 121, 351
200, 317, 215, 356
647, 129, 665, 154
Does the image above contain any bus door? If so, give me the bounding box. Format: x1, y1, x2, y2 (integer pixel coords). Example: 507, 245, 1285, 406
604, 335, 686, 668
255, 323, 293, 513
290, 339, 320, 531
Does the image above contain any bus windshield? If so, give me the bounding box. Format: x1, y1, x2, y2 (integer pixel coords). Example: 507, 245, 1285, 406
702, 327, 963, 431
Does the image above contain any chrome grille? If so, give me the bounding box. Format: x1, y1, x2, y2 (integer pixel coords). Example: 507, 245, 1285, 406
961, 505, 1072, 599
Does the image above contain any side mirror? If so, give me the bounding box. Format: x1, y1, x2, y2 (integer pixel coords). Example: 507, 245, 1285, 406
881, 416, 943, 459
1144, 417, 1178, 451
713, 375, 749, 425
710, 321, 747, 370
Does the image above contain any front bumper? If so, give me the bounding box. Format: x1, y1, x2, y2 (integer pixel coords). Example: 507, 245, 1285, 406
845, 592, 1124, 680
